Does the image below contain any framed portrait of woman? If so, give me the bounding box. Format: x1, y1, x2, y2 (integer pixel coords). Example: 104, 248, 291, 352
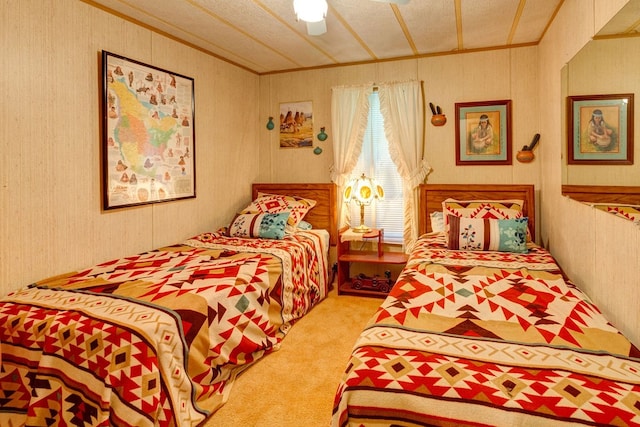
567, 93, 634, 165
455, 99, 512, 165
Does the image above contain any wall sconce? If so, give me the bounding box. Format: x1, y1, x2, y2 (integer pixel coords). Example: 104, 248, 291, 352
343, 173, 385, 233
428, 102, 446, 126
516, 133, 540, 163
266, 117, 275, 130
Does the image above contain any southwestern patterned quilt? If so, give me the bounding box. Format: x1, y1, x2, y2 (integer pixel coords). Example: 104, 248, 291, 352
1, 230, 328, 426
332, 233, 640, 426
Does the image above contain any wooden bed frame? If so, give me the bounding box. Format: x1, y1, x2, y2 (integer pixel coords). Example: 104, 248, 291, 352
418, 184, 536, 239
252, 183, 338, 246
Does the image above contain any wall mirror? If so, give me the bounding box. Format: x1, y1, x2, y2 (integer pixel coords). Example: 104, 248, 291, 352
561, 0, 640, 223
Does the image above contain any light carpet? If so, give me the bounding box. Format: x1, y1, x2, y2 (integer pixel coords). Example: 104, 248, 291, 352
203, 285, 383, 427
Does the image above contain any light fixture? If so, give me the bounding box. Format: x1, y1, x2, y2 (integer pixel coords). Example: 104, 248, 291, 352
370, 0, 410, 4
293, 0, 328, 36
343, 173, 385, 233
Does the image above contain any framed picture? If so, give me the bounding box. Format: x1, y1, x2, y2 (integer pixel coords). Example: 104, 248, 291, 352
455, 100, 512, 165
102, 51, 196, 210
567, 94, 634, 165
279, 101, 313, 148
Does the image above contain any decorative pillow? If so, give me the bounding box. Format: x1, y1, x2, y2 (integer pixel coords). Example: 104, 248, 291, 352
430, 211, 444, 233
442, 198, 526, 237
447, 215, 528, 253
240, 193, 316, 229
297, 220, 313, 230
593, 204, 640, 225
227, 212, 290, 240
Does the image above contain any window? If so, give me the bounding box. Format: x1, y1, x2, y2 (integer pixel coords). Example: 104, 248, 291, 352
350, 92, 404, 243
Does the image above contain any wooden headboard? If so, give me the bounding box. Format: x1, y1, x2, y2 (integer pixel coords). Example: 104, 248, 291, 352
562, 185, 640, 206
418, 184, 536, 239
252, 183, 338, 246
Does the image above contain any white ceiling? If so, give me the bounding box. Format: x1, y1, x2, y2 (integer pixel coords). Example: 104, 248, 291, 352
86, 0, 566, 75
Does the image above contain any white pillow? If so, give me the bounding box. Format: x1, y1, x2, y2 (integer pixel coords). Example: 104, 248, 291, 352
430, 211, 444, 233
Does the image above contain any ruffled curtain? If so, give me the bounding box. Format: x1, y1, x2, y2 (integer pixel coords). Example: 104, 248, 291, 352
329, 84, 373, 228
330, 81, 430, 250
378, 80, 431, 251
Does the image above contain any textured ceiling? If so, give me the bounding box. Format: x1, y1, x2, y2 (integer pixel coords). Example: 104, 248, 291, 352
86, 0, 567, 74
596, 0, 640, 37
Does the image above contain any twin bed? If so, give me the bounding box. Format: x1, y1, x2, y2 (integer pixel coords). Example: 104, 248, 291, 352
0, 183, 336, 427
332, 184, 640, 426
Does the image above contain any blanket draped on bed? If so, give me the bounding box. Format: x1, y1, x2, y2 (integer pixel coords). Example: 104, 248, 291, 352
1, 231, 327, 426
332, 233, 640, 427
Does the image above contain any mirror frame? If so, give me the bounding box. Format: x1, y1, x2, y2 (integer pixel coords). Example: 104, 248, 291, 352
562, 185, 640, 205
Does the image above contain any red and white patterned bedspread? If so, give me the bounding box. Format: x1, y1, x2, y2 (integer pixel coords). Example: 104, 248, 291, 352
332, 233, 640, 426
1, 230, 328, 426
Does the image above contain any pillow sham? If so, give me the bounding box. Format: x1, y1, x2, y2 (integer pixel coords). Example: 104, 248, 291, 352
227, 212, 290, 240
593, 203, 640, 224
297, 220, 313, 230
442, 198, 526, 237
447, 215, 528, 253
240, 193, 316, 229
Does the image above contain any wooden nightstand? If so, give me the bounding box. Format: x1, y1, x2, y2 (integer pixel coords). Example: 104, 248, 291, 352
337, 226, 408, 298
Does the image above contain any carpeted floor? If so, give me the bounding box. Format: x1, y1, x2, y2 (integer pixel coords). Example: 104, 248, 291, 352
204, 284, 383, 427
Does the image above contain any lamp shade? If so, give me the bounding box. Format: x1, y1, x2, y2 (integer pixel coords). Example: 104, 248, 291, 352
343, 173, 384, 206
293, 0, 328, 23
370, 0, 410, 4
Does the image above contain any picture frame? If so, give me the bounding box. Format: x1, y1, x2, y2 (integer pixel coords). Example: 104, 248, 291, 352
279, 101, 313, 148
455, 100, 512, 165
567, 93, 634, 165
102, 50, 196, 210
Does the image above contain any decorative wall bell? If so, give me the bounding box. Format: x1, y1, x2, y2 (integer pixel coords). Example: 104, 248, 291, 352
317, 127, 328, 141
266, 116, 275, 130
429, 102, 446, 126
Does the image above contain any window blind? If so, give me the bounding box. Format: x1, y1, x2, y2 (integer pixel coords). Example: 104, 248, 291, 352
350, 92, 404, 243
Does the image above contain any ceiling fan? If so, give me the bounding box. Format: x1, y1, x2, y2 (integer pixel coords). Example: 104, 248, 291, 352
294, 0, 410, 36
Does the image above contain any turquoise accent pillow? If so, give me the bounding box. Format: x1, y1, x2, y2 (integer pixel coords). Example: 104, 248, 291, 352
227, 212, 290, 240
447, 215, 528, 253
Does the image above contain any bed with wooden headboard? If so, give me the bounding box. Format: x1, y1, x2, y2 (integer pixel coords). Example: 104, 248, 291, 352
253, 182, 338, 245
0, 183, 336, 427
333, 183, 640, 427
418, 183, 536, 238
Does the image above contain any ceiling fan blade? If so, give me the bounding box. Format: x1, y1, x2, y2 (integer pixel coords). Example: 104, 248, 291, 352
306, 20, 327, 36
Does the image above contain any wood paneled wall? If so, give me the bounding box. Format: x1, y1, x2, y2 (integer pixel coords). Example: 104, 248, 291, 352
538, 0, 639, 346
2, 0, 637, 348
0, 0, 260, 294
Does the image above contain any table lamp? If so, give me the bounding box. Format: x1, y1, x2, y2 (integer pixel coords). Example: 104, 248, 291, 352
343, 173, 384, 233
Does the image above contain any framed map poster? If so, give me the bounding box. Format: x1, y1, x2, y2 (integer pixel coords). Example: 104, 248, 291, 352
102, 51, 196, 210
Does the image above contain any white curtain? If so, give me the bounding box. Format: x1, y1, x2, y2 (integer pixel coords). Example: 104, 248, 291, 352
330, 80, 430, 250
329, 84, 373, 228
378, 81, 431, 251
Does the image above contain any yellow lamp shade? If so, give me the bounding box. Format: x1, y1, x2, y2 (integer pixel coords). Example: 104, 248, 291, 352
343, 173, 384, 233
344, 173, 384, 206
